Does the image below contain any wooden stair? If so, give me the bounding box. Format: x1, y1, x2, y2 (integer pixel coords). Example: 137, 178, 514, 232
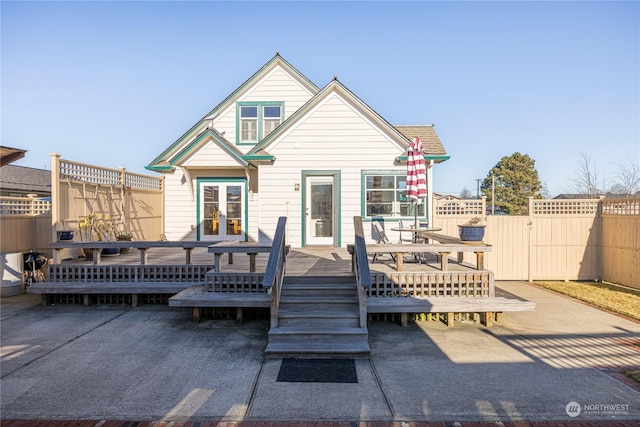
264, 276, 370, 358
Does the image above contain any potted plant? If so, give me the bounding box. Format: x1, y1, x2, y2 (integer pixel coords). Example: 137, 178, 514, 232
458, 217, 486, 243
116, 232, 133, 253
57, 220, 75, 241
80, 213, 120, 257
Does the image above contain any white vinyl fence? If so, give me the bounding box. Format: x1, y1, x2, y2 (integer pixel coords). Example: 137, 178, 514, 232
432, 196, 638, 289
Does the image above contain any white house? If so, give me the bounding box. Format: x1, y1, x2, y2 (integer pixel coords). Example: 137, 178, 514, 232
146, 53, 449, 247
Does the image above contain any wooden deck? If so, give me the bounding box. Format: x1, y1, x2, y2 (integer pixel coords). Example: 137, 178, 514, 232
29, 245, 534, 329
51, 246, 480, 275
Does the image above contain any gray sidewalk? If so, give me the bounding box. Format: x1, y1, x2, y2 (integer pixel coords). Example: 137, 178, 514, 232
1, 281, 639, 423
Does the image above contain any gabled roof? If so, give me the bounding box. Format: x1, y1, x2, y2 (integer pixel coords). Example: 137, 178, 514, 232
0, 165, 51, 194
146, 53, 319, 171
246, 78, 415, 156
167, 128, 250, 169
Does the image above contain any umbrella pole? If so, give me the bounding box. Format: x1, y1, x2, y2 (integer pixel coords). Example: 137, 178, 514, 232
414, 202, 418, 242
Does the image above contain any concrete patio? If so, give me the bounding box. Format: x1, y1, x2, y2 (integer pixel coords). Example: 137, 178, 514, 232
2, 279, 639, 423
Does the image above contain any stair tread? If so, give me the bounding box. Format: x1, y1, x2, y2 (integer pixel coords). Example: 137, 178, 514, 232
265, 341, 371, 354
269, 325, 368, 335
280, 296, 357, 302
284, 276, 355, 283
282, 285, 357, 292
278, 310, 359, 318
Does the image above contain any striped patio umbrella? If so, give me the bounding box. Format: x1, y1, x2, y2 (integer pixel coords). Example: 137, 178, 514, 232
406, 136, 427, 229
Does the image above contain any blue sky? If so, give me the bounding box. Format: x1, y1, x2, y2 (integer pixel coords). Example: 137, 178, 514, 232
2, 1, 638, 197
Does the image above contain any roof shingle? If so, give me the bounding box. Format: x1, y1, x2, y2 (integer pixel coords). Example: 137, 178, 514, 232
395, 125, 447, 156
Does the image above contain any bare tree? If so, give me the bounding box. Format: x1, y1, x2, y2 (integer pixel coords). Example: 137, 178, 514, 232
610, 161, 640, 196
571, 153, 604, 197
540, 182, 551, 199
459, 187, 473, 199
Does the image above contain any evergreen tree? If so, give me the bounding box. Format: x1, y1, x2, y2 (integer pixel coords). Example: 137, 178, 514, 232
481, 152, 542, 214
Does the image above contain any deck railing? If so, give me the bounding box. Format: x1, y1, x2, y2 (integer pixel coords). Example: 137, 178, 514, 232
353, 216, 372, 328
262, 216, 287, 328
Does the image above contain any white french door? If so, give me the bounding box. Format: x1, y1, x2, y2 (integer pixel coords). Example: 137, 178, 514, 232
305, 175, 336, 246
198, 181, 245, 241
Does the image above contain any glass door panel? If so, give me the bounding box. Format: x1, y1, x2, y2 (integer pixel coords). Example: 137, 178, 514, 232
306, 175, 335, 245
199, 181, 244, 241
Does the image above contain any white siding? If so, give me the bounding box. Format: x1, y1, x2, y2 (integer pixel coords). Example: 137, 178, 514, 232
163, 168, 260, 242
163, 65, 317, 242
258, 92, 405, 247
213, 66, 317, 146
163, 170, 197, 240
182, 139, 244, 168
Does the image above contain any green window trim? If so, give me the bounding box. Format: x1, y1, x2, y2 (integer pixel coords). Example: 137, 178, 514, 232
361, 170, 428, 221
301, 170, 342, 247
236, 101, 284, 146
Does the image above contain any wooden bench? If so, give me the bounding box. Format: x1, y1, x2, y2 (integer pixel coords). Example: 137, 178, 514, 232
364, 242, 491, 272
367, 296, 535, 327
51, 241, 214, 265
27, 264, 211, 307
419, 231, 461, 244
207, 242, 289, 272
419, 231, 486, 266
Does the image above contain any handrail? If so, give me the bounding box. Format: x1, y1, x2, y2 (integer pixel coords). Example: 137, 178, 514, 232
353, 216, 371, 328
262, 216, 287, 328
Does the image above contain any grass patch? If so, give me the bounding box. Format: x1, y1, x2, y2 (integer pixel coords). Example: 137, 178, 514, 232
536, 281, 640, 321
626, 370, 640, 383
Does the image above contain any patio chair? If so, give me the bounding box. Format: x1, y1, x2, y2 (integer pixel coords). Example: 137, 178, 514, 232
372, 221, 396, 263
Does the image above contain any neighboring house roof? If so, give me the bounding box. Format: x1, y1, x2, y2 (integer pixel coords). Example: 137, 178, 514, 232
433, 193, 461, 200
553, 193, 605, 199
395, 125, 447, 157
0, 165, 51, 195
147, 53, 320, 171
0, 146, 27, 166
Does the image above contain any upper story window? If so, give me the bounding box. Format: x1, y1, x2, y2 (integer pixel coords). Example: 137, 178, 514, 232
240, 106, 258, 142
237, 102, 284, 145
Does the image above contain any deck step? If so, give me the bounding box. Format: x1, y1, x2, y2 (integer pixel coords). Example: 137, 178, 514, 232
283, 286, 356, 297
268, 275, 369, 358
278, 310, 360, 327
264, 341, 371, 359
283, 276, 356, 285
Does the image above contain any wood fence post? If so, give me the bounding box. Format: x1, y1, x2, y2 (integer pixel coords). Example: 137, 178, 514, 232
50, 153, 62, 264
527, 196, 533, 282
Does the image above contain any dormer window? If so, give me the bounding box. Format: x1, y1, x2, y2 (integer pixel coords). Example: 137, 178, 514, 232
237, 102, 283, 145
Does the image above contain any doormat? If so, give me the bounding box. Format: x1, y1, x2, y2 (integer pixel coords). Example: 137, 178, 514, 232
276, 358, 358, 383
